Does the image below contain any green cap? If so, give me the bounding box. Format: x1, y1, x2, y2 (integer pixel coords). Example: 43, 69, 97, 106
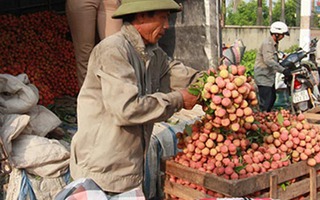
112, 0, 181, 19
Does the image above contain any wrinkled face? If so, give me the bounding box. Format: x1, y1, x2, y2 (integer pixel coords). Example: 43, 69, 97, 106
135, 11, 170, 44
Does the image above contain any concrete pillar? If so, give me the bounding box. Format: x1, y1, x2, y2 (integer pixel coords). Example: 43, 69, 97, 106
159, 0, 222, 70
300, 0, 312, 51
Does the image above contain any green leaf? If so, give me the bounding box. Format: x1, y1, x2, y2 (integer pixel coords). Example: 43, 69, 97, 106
205, 107, 214, 115
184, 124, 192, 136
238, 156, 243, 164
277, 112, 284, 126
236, 147, 242, 157
234, 165, 246, 173
202, 72, 209, 80
188, 87, 201, 96
280, 183, 287, 191
280, 155, 291, 162
209, 71, 216, 76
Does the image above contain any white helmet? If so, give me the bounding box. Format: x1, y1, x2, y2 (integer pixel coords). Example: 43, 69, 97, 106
270, 21, 290, 36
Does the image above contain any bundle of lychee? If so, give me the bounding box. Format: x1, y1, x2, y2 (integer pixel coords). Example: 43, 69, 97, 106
188, 64, 258, 132
0, 11, 79, 106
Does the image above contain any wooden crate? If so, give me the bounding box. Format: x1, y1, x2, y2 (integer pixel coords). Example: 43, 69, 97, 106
163, 159, 320, 200
304, 107, 320, 129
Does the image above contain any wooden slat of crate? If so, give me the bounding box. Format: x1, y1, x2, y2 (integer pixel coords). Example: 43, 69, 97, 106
164, 159, 320, 199
164, 180, 212, 200
165, 159, 231, 195
259, 170, 317, 199
305, 107, 320, 114
304, 110, 320, 129
304, 113, 320, 121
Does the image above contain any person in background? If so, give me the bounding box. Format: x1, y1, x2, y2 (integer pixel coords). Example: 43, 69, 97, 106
66, 0, 122, 88
254, 21, 291, 112
69, 0, 202, 196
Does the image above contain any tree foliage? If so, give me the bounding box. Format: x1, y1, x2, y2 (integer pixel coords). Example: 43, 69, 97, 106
272, 0, 298, 26
226, 0, 269, 26
225, 0, 320, 28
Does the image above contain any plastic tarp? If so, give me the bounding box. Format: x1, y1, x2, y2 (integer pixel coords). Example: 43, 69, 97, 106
144, 105, 204, 199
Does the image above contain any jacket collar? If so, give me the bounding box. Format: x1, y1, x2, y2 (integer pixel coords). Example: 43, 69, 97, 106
269, 35, 278, 48
121, 22, 158, 62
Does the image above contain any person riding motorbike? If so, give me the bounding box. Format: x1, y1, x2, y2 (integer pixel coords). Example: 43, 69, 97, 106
254, 21, 291, 112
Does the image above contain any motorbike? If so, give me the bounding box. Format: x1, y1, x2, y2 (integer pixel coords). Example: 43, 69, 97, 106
220, 39, 246, 67
279, 38, 320, 114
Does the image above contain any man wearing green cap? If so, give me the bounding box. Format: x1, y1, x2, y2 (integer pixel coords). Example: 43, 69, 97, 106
69, 0, 202, 197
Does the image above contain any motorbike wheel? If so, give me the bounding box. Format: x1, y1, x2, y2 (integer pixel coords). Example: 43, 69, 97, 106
294, 100, 313, 113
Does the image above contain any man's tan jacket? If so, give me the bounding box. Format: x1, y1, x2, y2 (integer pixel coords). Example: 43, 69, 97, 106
254, 35, 285, 87
70, 23, 200, 193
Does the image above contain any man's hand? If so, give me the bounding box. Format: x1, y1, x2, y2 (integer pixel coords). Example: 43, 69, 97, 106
179, 88, 199, 110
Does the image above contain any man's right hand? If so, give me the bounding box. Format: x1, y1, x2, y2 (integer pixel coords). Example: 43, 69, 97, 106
179, 88, 199, 110
282, 68, 291, 77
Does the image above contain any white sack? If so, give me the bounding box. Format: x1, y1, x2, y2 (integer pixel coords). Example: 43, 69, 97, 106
27, 158, 69, 178
0, 114, 30, 156
11, 135, 70, 178
23, 105, 62, 137
0, 73, 39, 114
